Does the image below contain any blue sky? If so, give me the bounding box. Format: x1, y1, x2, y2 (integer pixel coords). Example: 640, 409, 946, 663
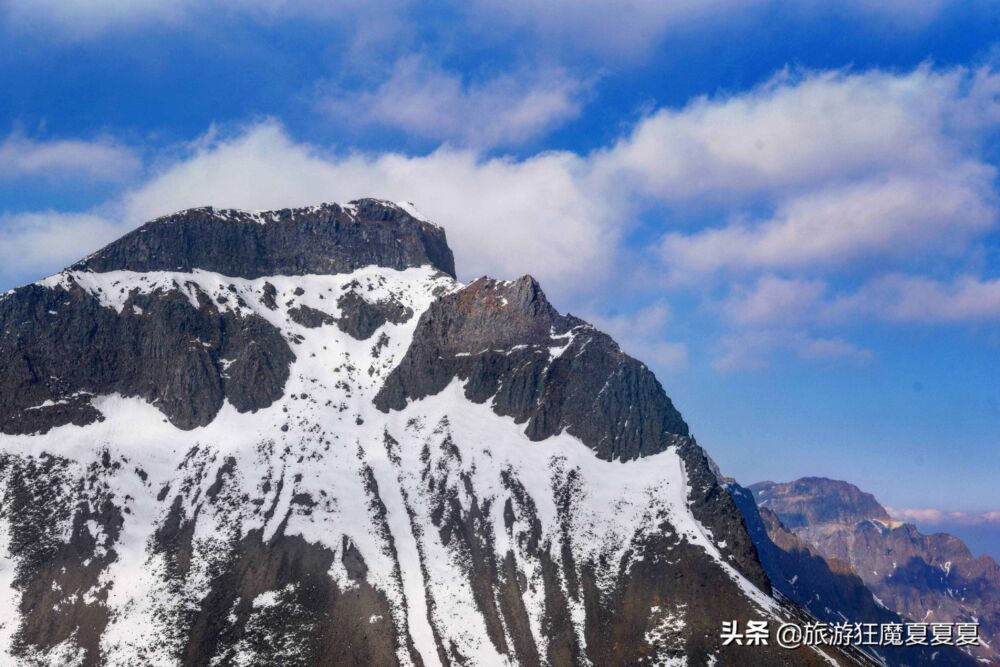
2, 1, 1000, 555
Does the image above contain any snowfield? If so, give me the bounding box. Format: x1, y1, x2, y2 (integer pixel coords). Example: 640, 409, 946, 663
0, 263, 783, 666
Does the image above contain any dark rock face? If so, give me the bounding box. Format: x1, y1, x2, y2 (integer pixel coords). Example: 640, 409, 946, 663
0, 278, 294, 434
176, 529, 409, 667
288, 305, 335, 329
383, 421, 845, 667
375, 276, 689, 462
74, 199, 456, 280
750, 478, 1000, 665
0, 200, 887, 666
1, 451, 125, 666
677, 440, 772, 593
730, 484, 978, 666
335, 290, 413, 340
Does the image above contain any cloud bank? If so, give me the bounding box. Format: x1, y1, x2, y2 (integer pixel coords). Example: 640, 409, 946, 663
3, 62, 999, 372
888, 507, 1000, 527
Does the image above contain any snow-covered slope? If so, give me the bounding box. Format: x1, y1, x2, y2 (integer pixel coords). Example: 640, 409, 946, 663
0, 200, 855, 666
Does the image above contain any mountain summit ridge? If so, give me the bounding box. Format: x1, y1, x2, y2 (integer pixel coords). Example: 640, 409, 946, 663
0, 200, 879, 666
72, 198, 457, 280
751, 477, 890, 528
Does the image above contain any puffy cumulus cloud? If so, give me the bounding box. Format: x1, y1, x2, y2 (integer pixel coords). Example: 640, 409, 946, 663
598, 65, 998, 202
712, 329, 872, 372
322, 57, 587, 149
660, 174, 996, 276
584, 302, 688, 371
0, 133, 141, 182
598, 65, 1000, 293
117, 122, 619, 299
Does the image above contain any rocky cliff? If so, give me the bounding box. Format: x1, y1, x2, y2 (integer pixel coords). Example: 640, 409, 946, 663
0, 199, 866, 666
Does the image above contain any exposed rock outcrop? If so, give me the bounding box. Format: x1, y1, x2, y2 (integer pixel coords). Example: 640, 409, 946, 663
0, 280, 293, 434
0, 201, 872, 666
375, 276, 689, 462
74, 199, 456, 279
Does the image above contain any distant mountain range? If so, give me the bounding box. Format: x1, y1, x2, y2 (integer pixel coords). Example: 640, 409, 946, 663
749, 477, 1000, 665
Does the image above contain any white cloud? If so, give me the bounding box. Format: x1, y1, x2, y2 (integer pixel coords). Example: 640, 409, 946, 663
0, 133, 141, 182
0, 211, 123, 279
598, 66, 998, 201
831, 274, 1000, 324
599, 63, 1000, 361
581, 64, 1000, 282
322, 57, 587, 148
585, 302, 688, 371
661, 174, 996, 276
119, 122, 619, 298
718, 275, 827, 326
1, 0, 402, 39
887, 507, 1000, 526
712, 330, 872, 372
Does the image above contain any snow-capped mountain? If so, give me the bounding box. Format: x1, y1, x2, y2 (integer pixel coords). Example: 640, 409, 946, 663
0, 199, 866, 666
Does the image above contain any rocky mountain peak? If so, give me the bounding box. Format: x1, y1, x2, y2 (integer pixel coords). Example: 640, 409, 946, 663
750, 477, 890, 528
72, 198, 456, 279
375, 273, 691, 461
0, 201, 878, 666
